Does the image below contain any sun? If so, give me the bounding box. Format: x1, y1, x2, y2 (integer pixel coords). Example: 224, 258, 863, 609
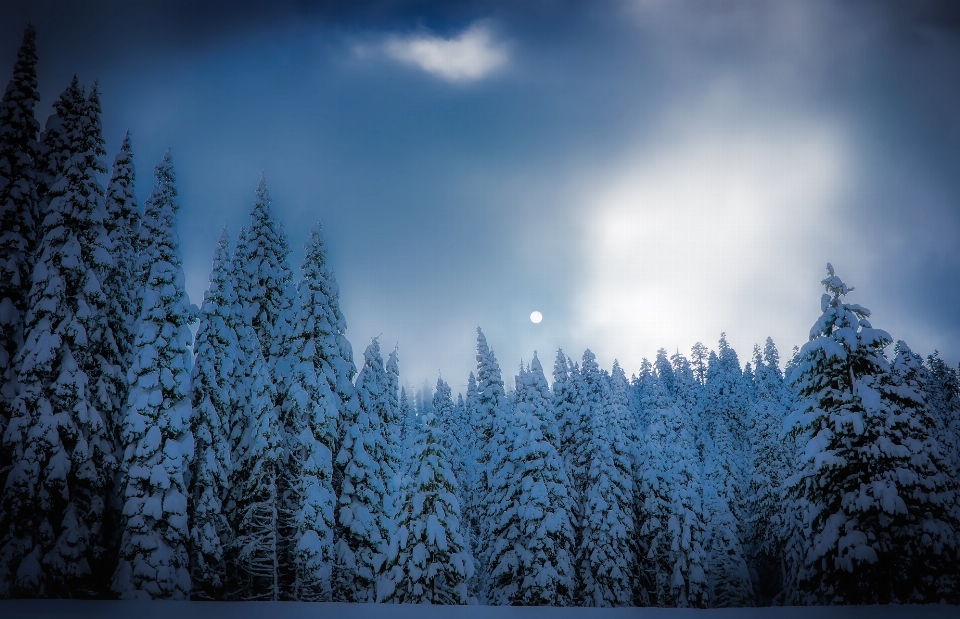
530, 311, 543, 324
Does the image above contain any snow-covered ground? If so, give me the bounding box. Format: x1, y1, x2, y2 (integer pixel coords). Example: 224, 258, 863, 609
1, 601, 958, 619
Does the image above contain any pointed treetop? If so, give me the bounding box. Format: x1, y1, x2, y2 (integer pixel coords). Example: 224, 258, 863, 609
121, 129, 132, 152
256, 171, 269, 202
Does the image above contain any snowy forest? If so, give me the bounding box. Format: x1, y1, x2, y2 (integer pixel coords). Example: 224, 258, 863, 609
1, 25, 959, 607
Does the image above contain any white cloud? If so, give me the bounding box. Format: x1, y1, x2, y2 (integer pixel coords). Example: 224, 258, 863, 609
383, 22, 508, 83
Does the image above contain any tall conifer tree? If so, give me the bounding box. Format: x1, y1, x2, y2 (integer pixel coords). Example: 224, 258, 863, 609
187, 229, 237, 600
112, 152, 196, 600
0, 25, 40, 446
0, 79, 118, 599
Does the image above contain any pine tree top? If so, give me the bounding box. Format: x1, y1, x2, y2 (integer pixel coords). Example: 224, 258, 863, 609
1, 24, 40, 146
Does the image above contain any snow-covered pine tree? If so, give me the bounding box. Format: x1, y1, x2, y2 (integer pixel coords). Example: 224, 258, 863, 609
112, 151, 197, 600
187, 229, 238, 600
448, 390, 472, 503
228, 320, 282, 599
399, 385, 416, 457
575, 350, 636, 607
33, 76, 81, 234
554, 350, 589, 487
334, 339, 390, 603
379, 410, 473, 604
700, 341, 753, 607
924, 351, 960, 510
0, 25, 40, 447
551, 349, 586, 596
101, 132, 140, 567
486, 356, 574, 606
631, 357, 655, 432
745, 338, 791, 604
237, 174, 294, 369
472, 327, 509, 603
384, 347, 402, 499
885, 341, 959, 602
783, 264, 956, 604
636, 353, 707, 608
227, 225, 283, 601
0, 78, 119, 599
432, 377, 459, 485
275, 223, 346, 601
78, 83, 127, 468
102, 131, 139, 369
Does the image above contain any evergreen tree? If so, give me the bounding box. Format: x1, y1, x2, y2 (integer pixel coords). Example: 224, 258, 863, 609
187, 229, 237, 600
399, 385, 416, 458
700, 340, 753, 607
636, 355, 707, 608
334, 339, 390, 602
576, 350, 636, 607
0, 79, 118, 599
112, 151, 197, 600
886, 341, 959, 602
102, 131, 139, 369
237, 174, 293, 368
486, 356, 574, 606
745, 338, 791, 604
384, 347, 402, 499
783, 264, 958, 604
379, 411, 473, 604
275, 223, 344, 601
472, 327, 509, 602
227, 225, 282, 601
924, 351, 960, 508
0, 25, 40, 447
34, 76, 82, 231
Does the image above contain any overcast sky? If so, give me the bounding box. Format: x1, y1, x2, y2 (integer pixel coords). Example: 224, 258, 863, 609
3, 0, 959, 394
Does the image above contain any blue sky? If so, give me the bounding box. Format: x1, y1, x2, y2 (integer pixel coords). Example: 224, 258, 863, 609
3, 0, 960, 393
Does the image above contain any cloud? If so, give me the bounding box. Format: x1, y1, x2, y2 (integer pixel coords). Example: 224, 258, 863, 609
383, 22, 508, 83
574, 86, 851, 370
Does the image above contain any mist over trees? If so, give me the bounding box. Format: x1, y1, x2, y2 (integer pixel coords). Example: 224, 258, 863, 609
1, 26, 959, 606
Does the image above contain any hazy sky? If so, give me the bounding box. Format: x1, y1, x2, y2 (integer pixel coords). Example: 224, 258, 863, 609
3, 0, 959, 394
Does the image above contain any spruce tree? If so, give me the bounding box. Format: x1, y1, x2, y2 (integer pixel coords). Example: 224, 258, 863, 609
745, 338, 791, 604
384, 347, 402, 499
486, 356, 574, 606
225, 223, 282, 600
112, 151, 197, 600
236, 173, 294, 368
885, 341, 959, 602
783, 264, 957, 604
276, 223, 344, 601
636, 356, 707, 608
0, 79, 118, 599
102, 131, 139, 369
924, 351, 960, 507
472, 327, 509, 602
187, 229, 237, 600
334, 339, 390, 602
576, 350, 636, 607
0, 25, 40, 447
379, 410, 473, 604
700, 340, 753, 607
